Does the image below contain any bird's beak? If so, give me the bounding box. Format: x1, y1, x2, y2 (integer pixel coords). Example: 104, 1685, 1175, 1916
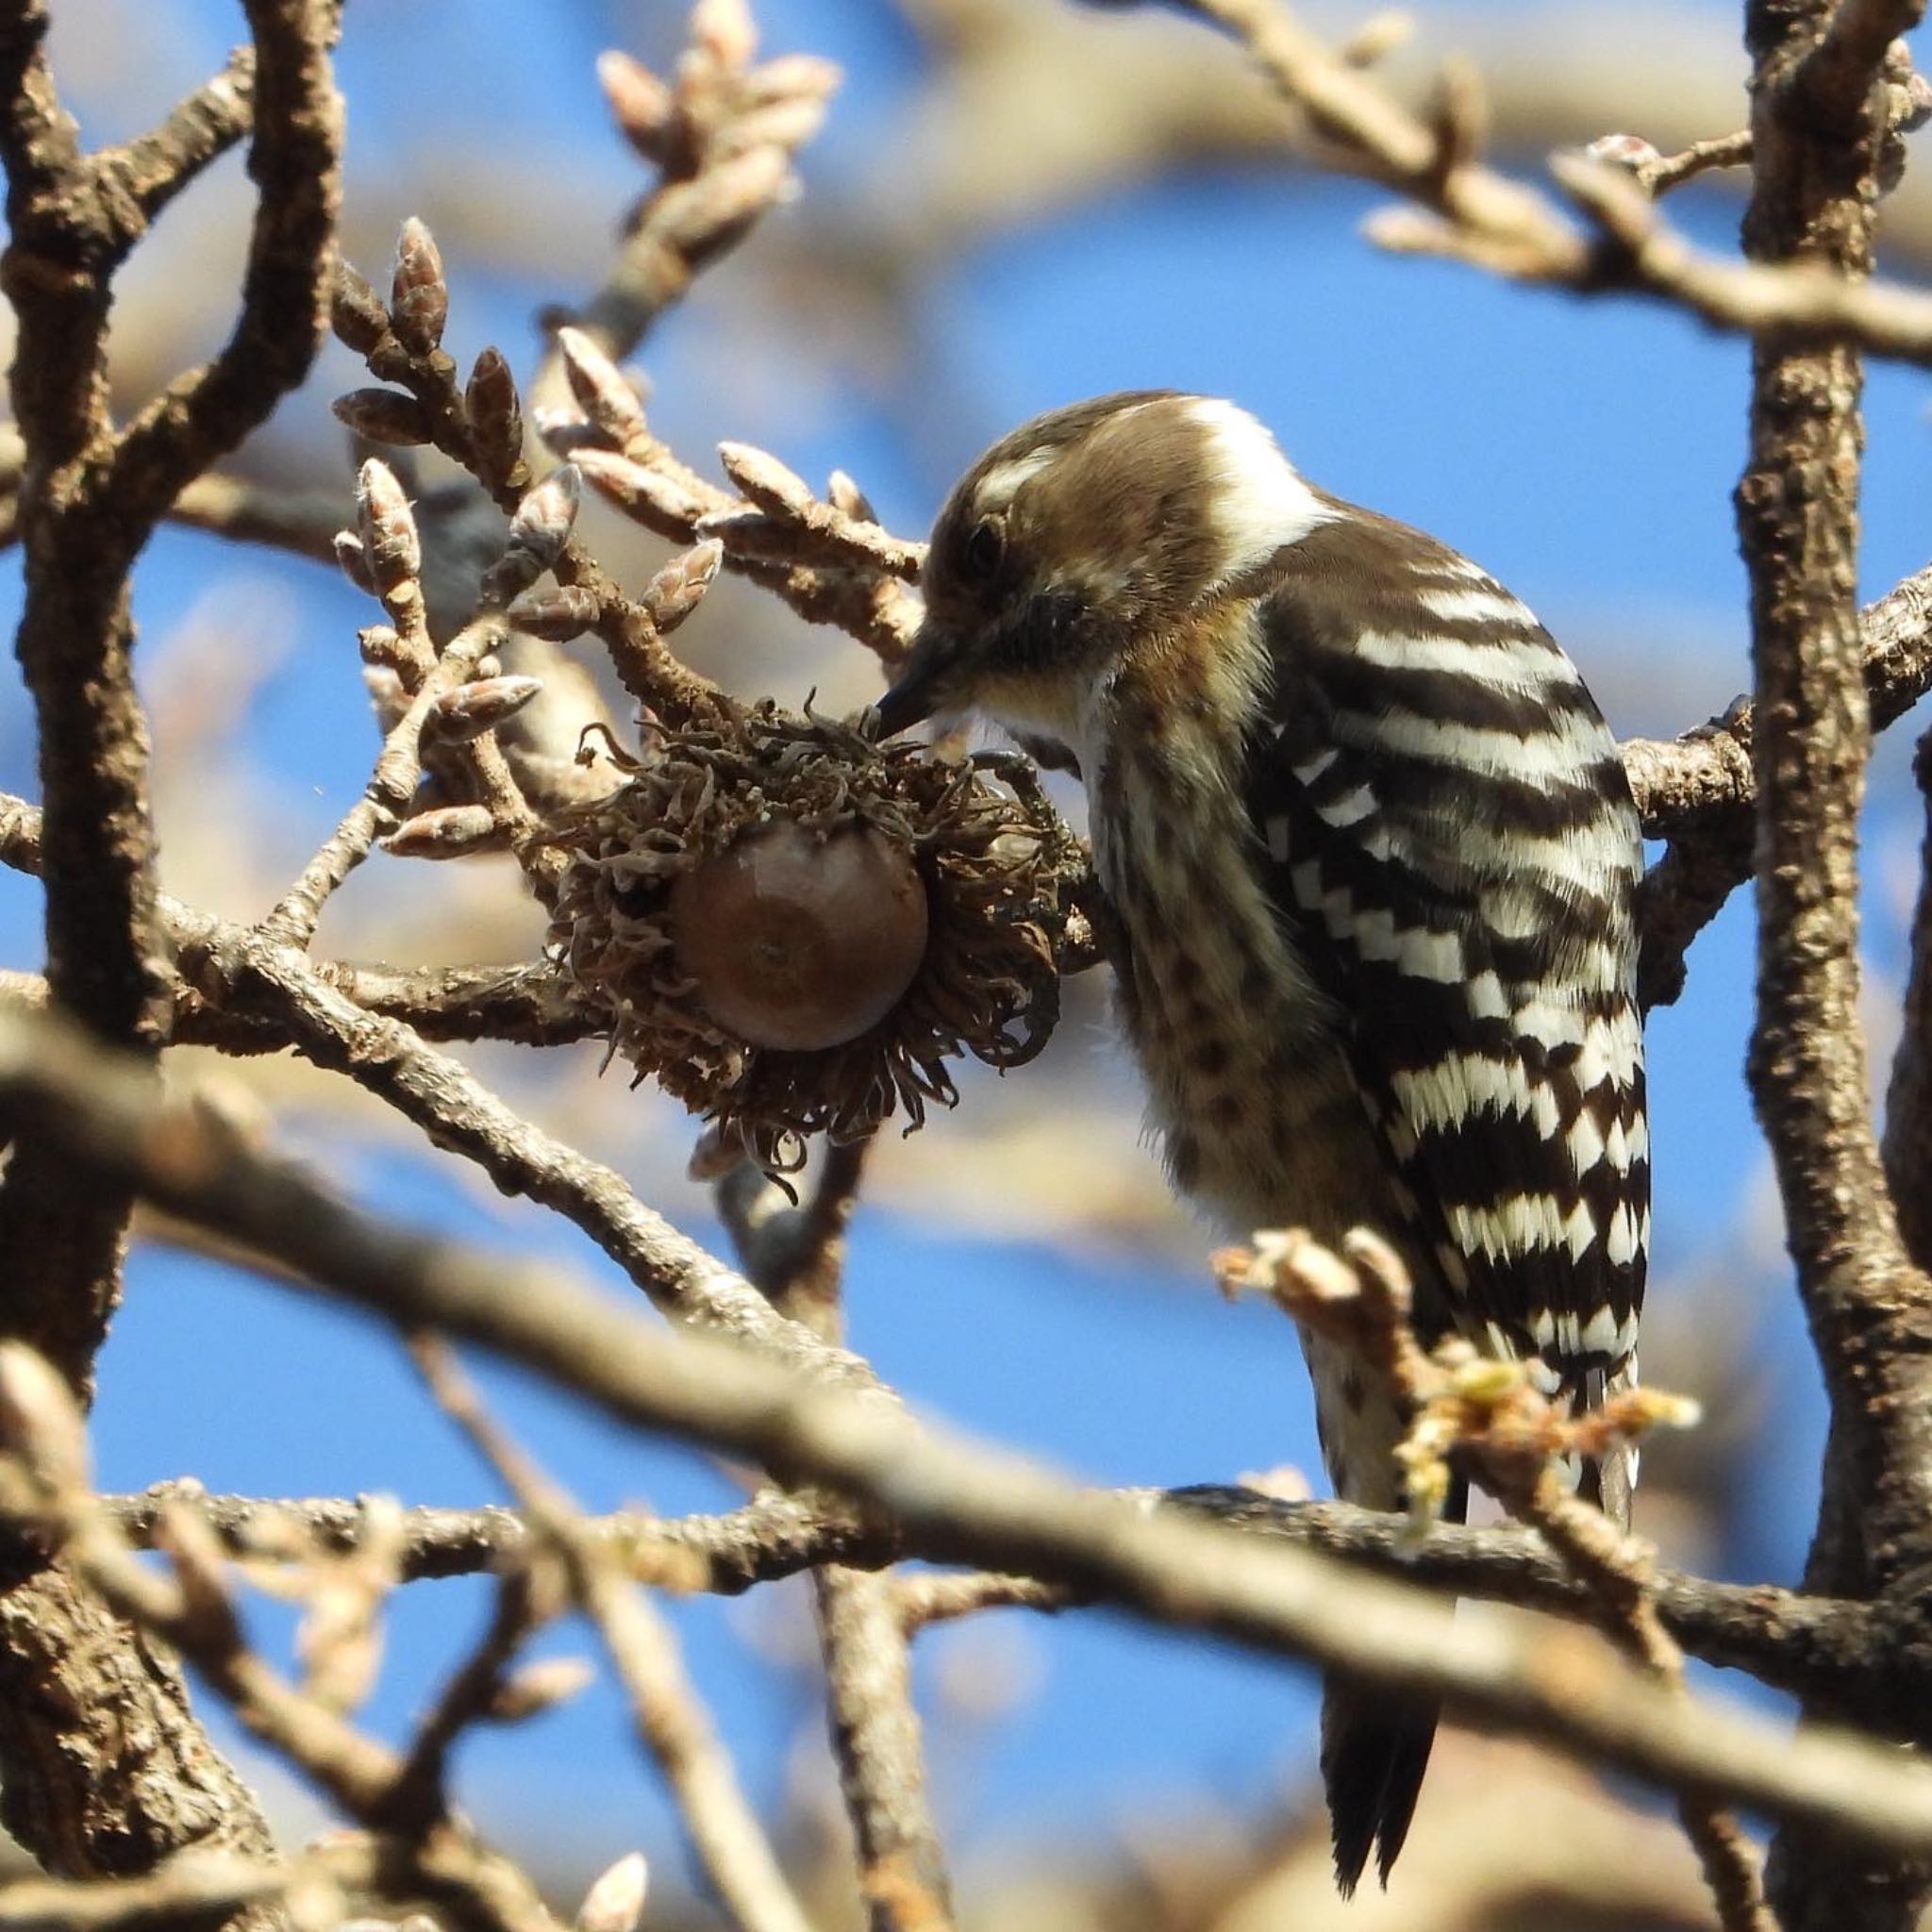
872, 625, 960, 738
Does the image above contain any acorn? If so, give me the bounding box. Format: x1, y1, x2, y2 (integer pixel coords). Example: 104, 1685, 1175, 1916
541, 702, 1079, 1169
669, 821, 929, 1050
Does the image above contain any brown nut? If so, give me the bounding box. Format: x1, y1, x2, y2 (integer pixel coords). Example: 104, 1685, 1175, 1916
669, 820, 929, 1051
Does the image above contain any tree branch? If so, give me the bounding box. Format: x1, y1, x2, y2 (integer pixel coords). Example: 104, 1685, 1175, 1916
107, 0, 341, 533
721, 1145, 958, 1932
1730, 0, 1932, 1915
410, 1340, 812, 1932
101, 1480, 1932, 1737
95, 46, 255, 232
12, 1008, 1932, 1863
0, 6, 341, 1895
1146, 0, 1932, 362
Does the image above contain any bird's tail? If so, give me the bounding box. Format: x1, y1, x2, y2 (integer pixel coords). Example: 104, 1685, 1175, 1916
1318, 1473, 1466, 1894
1308, 1344, 1637, 1888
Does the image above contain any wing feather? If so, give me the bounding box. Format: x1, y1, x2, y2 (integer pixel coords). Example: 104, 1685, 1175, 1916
1245, 512, 1648, 1390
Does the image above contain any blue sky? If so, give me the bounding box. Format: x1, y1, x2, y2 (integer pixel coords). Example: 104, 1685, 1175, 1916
5, 0, 1929, 1897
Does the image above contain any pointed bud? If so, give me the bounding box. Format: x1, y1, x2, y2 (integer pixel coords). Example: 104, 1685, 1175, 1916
575, 449, 708, 534
331, 260, 391, 356
1629, 1388, 1704, 1430
576, 1853, 649, 1932
712, 97, 829, 160
744, 53, 842, 107
506, 586, 602, 641
691, 0, 757, 69
1585, 131, 1662, 173
717, 440, 811, 515
488, 1656, 596, 1722
387, 806, 506, 859
510, 465, 581, 568
356, 460, 421, 592
431, 675, 544, 742
598, 50, 677, 163
1341, 1226, 1415, 1313
1338, 9, 1414, 66
331, 388, 435, 447
826, 469, 876, 525
557, 328, 648, 446
642, 540, 722, 635
391, 217, 449, 356
485, 467, 580, 601
466, 347, 525, 487
656, 145, 791, 256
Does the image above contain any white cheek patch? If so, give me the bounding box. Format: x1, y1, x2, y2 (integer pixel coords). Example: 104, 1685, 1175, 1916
1183, 398, 1338, 586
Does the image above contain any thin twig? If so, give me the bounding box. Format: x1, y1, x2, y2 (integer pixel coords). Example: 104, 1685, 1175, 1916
1227, 1227, 1766, 1924
96, 44, 256, 230
0, 1841, 375, 1932
258, 608, 506, 948
1639, 128, 1756, 195
1518, 1481, 1772, 1930
1158, 0, 1932, 362
723, 1141, 958, 1932
410, 1339, 813, 1932
891, 1571, 1070, 1632
0, 5, 343, 1891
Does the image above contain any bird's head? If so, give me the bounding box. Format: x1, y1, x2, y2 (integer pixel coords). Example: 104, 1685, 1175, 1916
874, 391, 1335, 754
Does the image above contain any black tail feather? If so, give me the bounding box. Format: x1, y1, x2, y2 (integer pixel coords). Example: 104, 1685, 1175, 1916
1319, 1475, 1466, 1891
1320, 1679, 1439, 1894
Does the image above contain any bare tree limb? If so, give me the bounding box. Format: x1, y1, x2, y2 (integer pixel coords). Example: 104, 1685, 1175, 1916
12, 1008, 1932, 1862
0, 3, 342, 1895
193, 927, 878, 1384
0, 1840, 374, 1932
0, 1359, 560, 1932
1729, 0, 1932, 1917
107, 0, 342, 532
94, 1480, 1932, 1743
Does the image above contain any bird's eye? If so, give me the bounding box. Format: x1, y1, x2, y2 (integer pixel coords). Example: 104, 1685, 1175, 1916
961, 517, 1005, 582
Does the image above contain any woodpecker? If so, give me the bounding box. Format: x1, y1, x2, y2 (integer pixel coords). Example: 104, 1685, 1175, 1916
874, 391, 1648, 1891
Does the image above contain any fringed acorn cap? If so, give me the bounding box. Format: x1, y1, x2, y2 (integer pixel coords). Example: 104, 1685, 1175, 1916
543, 703, 1080, 1170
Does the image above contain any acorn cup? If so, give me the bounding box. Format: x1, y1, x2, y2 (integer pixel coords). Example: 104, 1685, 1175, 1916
542, 703, 1079, 1169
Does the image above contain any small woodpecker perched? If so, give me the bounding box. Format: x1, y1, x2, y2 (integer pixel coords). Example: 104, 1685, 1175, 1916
874, 391, 1648, 1891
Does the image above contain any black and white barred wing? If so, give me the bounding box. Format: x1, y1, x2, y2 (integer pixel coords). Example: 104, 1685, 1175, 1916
1248, 512, 1649, 1478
